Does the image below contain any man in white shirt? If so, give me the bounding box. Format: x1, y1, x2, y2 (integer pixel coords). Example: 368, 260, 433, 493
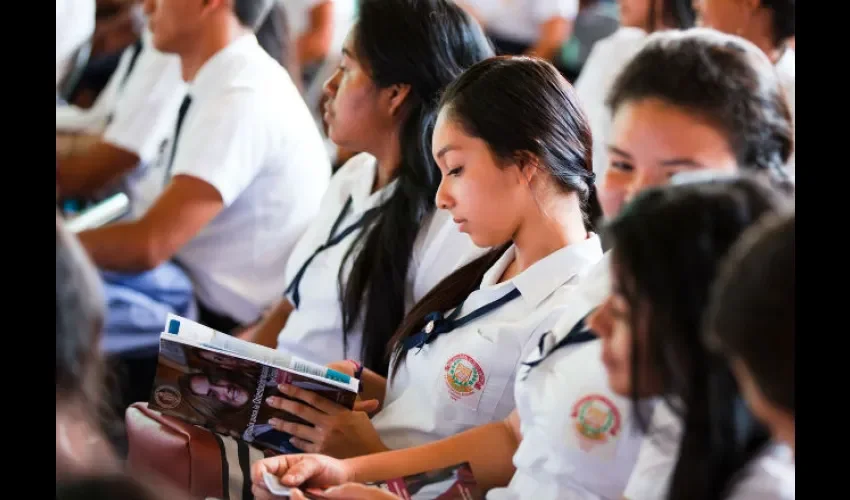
78, 0, 330, 354
57, 28, 187, 213
56, 0, 96, 91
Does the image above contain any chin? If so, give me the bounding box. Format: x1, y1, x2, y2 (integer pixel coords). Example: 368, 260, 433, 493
607, 374, 630, 398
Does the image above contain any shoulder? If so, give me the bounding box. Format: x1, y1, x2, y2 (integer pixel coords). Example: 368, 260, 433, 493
727, 445, 795, 500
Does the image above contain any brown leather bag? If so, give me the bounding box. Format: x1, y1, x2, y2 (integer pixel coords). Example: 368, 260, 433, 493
125, 402, 262, 500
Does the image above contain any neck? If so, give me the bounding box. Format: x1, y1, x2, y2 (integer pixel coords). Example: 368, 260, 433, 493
503, 194, 589, 281
370, 132, 403, 193
743, 14, 783, 64
180, 18, 250, 82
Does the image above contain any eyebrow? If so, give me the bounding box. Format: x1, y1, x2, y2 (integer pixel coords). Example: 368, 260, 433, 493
607, 145, 631, 159
435, 144, 460, 160
608, 145, 707, 169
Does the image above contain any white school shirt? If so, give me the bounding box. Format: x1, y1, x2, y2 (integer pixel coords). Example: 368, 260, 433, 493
623, 402, 796, 500
775, 49, 795, 176
276, 153, 485, 365
56, 0, 95, 89
464, 0, 579, 46
574, 28, 648, 179
488, 253, 646, 500
372, 236, 604, 451
135, 33, 330, 324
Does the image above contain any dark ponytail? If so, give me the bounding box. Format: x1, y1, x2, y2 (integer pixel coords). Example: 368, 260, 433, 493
388, 56, 595, 375
338, 0, 493, 376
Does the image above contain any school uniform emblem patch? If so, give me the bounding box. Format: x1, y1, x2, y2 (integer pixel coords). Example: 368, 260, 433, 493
444, 354, 486, 400
571, 394, 621, 449
153, 385, 183, 409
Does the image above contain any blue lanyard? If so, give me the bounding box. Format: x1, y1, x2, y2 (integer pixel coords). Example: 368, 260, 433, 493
522, 309, 598, 375
285, 196, 381, 308
403, 287, 523, 352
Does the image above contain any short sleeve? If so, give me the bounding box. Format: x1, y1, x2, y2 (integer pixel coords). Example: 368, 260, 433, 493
532, 0, 579, 22
169, 89, 268, 206
623, 403, 681, 500
103, 47, 185, 162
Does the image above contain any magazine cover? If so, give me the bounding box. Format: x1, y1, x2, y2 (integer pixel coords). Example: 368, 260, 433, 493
147, 322, 357, 454
368, 462, 483, 500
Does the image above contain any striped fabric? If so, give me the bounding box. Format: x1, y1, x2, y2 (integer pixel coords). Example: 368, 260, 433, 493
208, 435, 265, 500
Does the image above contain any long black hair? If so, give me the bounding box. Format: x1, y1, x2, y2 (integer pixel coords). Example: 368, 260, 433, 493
338, 0, 493, 376
607, 28, 794, 188
705, 212, 795, 416
389, 57, 595, 375
605, 177, 792, 500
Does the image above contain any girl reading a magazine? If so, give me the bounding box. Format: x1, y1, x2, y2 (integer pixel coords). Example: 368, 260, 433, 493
252, 30, 794, 500
262, 53, 604, 460
241, 0, 494, 378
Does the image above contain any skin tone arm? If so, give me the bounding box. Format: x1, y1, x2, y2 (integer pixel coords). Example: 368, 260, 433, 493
526, 17, 573, 61
297, 1, 335, 68
57, 140, 141, 199
77, 175, 223, 271
251, 410, 522, 496
241, 299, 295, 347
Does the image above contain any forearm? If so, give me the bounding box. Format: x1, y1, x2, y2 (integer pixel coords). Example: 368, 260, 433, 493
247, 299, 294, 348
526, 18, 572, 61
358, 368, 387, 408
78, 220, 160, 272
344, 421, 519, 492
57, 140, 140, 199
297, 34, 332, 68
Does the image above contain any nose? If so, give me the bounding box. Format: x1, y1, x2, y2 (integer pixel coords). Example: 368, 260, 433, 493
323, 68, 341, 99
435, 176, 454, 211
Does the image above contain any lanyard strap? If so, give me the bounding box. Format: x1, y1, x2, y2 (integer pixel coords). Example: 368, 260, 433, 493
163, 94, 193, 187
522, 309, 598, 374
403, 287, 523, 352
285, 196, 381, 308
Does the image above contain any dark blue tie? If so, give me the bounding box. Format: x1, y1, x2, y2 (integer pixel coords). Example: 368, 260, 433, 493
164, 95, 193, 186
403, 287, 523, 352
522, 309, 598, 374
284, 196, 382, 308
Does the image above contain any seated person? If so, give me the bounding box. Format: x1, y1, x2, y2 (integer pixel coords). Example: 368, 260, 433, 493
57, 25, 186, 213
57, 0, 96, 92
705, 213, 796, 456
76, 0, 330, 356
457, 0, 577, 62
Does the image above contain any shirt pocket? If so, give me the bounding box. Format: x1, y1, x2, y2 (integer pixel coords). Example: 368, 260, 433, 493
431, 326, 523, 433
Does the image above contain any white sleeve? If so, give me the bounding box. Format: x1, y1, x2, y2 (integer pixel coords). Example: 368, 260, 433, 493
532, 0, 579, 22
103, 48, 185, 162
169, 89, 269, 206
623, 404, 681, 500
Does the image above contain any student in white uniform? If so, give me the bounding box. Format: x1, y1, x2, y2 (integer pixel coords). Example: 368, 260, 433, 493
575, 0, 696, 179
457, 0, 578, 62
56, 28, 186, 213
694, 0, 795, 175
56, 0, 96, 91
705, 213, 796, 456
589, 177, 794, 500
249, 29, 796, 500
243, 0, 493, 374
251, 54, 601, 483
77, 0, 329, 354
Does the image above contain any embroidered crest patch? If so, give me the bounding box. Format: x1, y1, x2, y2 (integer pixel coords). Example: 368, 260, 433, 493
444, 354, 486, 400
570, 394, 621, 450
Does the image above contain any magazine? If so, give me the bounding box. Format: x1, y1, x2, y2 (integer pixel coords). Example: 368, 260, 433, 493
148, 314, 358, 454
368, 462, 483, 500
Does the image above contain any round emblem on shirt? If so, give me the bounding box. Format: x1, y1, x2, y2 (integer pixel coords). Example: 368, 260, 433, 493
153, 385, 183, 409
571, 394, 621, 446
444, 354, 486, 400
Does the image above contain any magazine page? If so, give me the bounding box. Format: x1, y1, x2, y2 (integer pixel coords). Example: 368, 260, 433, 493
148, 336, 356, 454
164, 314, 359, 392
368, 462, 483, 500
